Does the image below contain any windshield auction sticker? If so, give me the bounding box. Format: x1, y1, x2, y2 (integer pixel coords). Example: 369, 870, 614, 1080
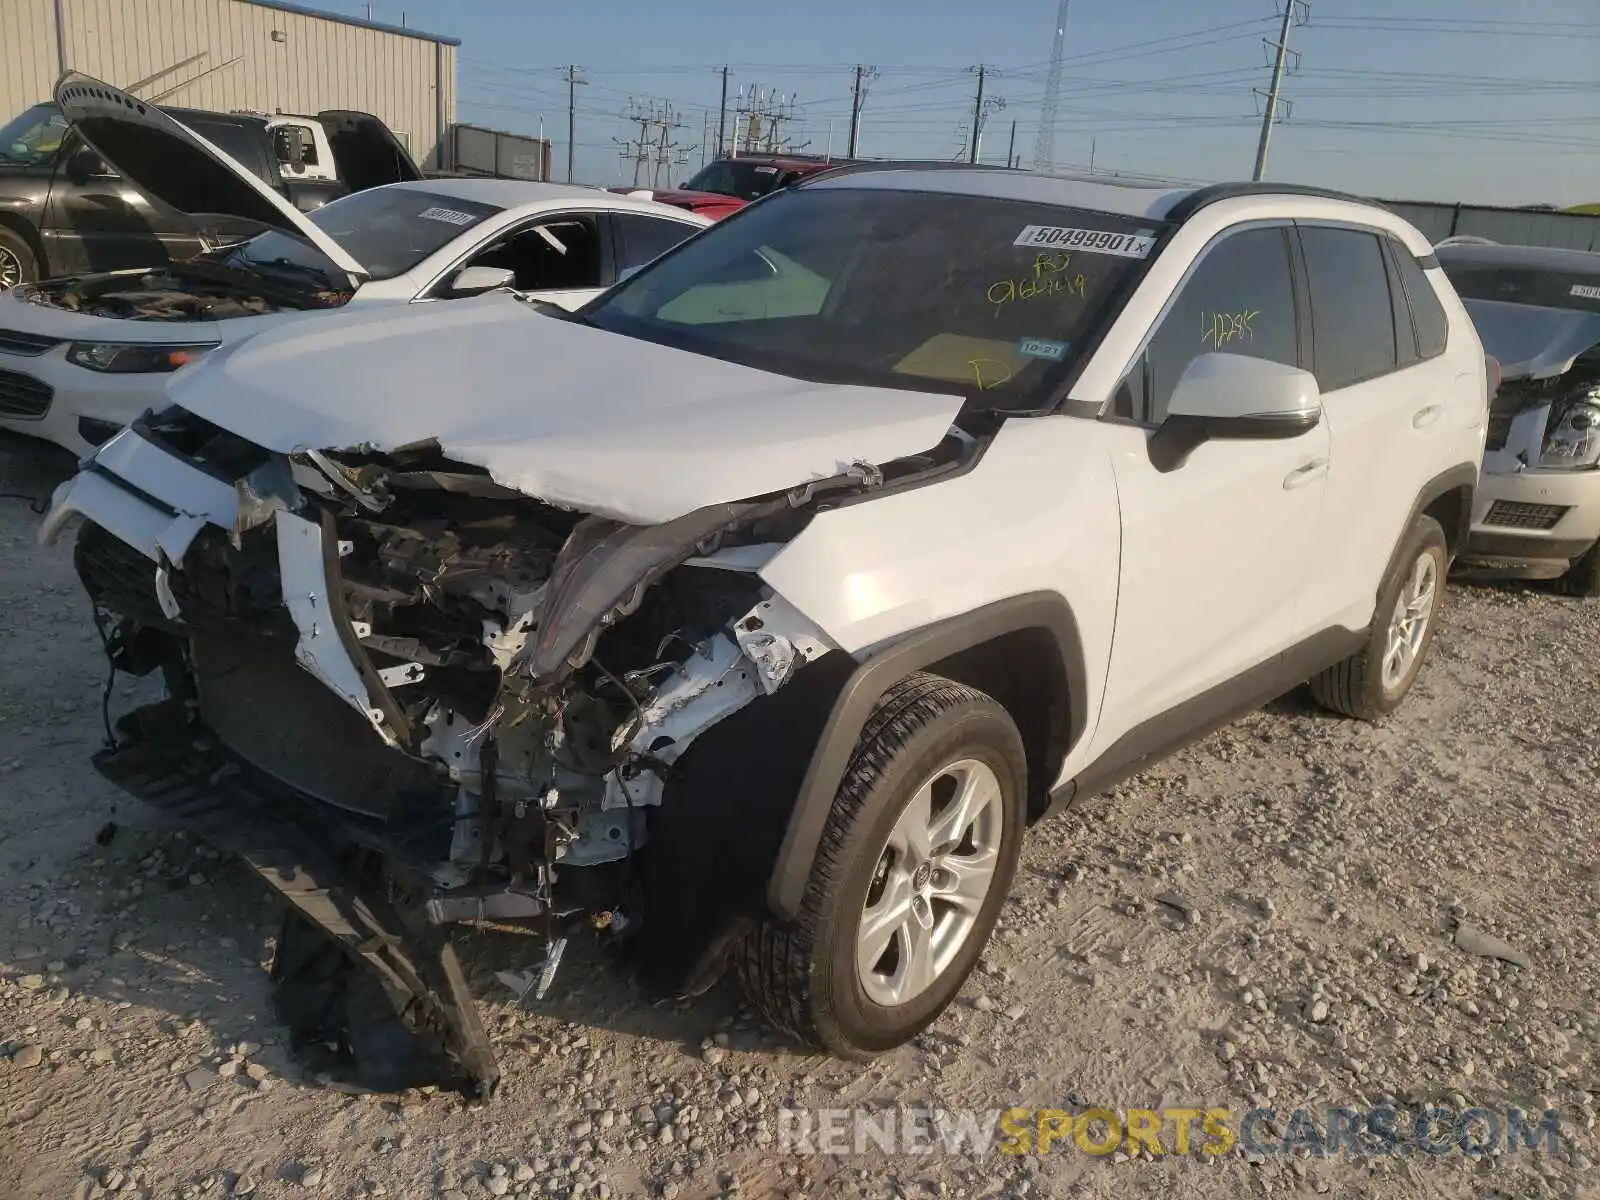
418, 206, 478, 225
1571, 284, 1600, 300
1014, 225, 1155, 258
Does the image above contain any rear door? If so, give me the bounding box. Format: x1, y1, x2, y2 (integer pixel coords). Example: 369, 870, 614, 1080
1291, 223, 1449, 635
611, 211, 705, 279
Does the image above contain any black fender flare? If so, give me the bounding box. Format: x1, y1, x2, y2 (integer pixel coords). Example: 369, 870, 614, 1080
765, 591, 1087, 921
1393, 462, 1478, 575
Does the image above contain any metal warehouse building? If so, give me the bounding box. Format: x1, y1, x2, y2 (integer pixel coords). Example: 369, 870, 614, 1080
2, 0, 459, 167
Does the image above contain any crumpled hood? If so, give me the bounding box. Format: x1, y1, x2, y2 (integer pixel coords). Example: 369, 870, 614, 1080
1464, 298, 1600, 381
165, 292, 964, 525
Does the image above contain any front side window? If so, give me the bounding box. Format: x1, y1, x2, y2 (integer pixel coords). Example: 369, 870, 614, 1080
587, 187, 1169, 406
0, 104, 71, 167
1299, 226, 1399, 390
230, 188, 502, 283
461, 215, 602, 292
1118, 226, 1299, 424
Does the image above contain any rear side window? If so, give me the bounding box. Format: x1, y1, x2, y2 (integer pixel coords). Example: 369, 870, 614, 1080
615, 213, 699, 273
1121, 226, 1300, 424
1298, 226, 1398, 390
1389, 241, 1449, 359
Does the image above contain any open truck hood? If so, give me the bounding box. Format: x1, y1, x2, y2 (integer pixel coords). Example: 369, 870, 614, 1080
313, 109, 423, 191
165, 291, 965, 525
55, 72, 369, 285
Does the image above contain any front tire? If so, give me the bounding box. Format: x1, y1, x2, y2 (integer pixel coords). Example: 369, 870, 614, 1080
739, 672, 1026, 1059
1309, 515, 1448, 720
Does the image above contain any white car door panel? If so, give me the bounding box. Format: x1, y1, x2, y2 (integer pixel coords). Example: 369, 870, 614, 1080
1291, 224, 1445, 636
1088, 223, 1328, 746
1094, 418, 1330, 749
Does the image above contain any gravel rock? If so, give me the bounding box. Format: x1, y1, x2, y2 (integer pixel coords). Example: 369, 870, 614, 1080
10, 1044, 43, 1069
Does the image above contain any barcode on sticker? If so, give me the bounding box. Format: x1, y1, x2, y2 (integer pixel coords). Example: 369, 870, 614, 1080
1014, 225, 1155, 258
1572, 284, 1600, 300
418, 206, 477, 225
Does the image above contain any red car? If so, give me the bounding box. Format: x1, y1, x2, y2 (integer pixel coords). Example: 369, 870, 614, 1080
610, 153, 849, 220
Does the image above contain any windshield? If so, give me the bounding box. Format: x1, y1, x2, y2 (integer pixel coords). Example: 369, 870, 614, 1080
586, 187, 1167, 404
232, 187, 502, 282
682, 159, 796, 201
0, 103, 70, 167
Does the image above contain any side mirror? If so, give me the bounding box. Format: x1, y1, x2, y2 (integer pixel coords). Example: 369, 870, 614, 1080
1149, 352, 1321, 472
447, 265, 516, 296
273, 128, 305, 169
66, 147, 104, 182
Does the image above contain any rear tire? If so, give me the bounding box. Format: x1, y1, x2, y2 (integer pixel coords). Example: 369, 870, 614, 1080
1309, 515, 1448, 720
0, 228, 36, 290
738, 672, 1026, 1059
1554, 539, 1600, 599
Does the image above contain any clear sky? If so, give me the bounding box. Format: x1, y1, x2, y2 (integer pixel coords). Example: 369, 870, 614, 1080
351, 0, 1597, 206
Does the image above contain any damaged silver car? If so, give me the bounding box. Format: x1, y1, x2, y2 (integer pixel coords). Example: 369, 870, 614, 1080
1440, 242, 1600, 595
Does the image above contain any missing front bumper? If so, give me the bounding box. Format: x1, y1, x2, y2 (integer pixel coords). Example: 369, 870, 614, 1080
93, 700, 502, 1099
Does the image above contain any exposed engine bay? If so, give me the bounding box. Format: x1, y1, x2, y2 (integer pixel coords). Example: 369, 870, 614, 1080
69, 406, 974, 1097
20, 264, 352, 321
1486, 356, 1600, 454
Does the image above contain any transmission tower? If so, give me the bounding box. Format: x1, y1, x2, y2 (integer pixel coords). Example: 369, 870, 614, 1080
1032, 0, 1071, 173
1252, 0, 1311, 181
614, 99, 692, 187
731, 84, 806, 154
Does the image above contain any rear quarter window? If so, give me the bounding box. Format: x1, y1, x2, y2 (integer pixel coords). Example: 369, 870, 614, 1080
1389, 240, 1449, 359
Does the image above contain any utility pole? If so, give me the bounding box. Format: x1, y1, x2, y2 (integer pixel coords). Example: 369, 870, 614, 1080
967, 65, 987, 165
562, 65, 587, 182
715, 66, 730, 159
847, 64, 877, 158
1252, 1, 1309, 181
964, 66, 1004, 165
1006, 119, 1017, 168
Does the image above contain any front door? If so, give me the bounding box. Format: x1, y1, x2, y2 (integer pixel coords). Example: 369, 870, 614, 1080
1093, 224, 1330, 748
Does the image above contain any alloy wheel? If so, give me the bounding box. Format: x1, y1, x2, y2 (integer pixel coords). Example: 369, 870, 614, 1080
856, 758, 1005, 1007
1382, 549, 1439, 691
0, 246, 22, 290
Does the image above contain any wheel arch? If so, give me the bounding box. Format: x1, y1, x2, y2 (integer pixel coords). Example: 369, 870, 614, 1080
0, 214, 47, 278
766, 591, 1087, 921
1403, 463, 1477, 572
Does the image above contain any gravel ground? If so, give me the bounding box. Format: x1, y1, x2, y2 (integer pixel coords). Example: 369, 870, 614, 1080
1, 443, 1596, 1200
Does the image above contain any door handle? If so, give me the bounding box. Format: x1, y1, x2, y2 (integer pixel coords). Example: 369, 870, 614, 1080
1282, 457, 1328, 490
1413, 404, 1445, 429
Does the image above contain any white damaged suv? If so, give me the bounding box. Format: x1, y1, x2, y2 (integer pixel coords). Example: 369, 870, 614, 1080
44, 167, 1487, 1096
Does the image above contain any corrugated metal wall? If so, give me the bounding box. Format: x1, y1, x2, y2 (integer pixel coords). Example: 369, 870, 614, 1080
0, 0, 65, 124
1381, 200, 1600, 252
2, 0, 456, 166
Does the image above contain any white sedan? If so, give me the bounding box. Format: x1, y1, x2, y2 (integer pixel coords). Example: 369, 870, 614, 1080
0, 76, 710, 457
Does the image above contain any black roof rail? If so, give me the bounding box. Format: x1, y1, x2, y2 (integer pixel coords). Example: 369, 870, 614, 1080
798, 160, 1027, 187
1162, 181, 1371, 223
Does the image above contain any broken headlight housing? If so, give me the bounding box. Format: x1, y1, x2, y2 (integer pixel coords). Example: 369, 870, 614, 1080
1540, 393, 1600, 470
66, 341, 219, 373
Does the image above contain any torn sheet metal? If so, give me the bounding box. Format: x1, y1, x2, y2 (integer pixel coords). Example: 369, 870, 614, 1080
276, 511, 395, 745
164, 292, 964, 526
